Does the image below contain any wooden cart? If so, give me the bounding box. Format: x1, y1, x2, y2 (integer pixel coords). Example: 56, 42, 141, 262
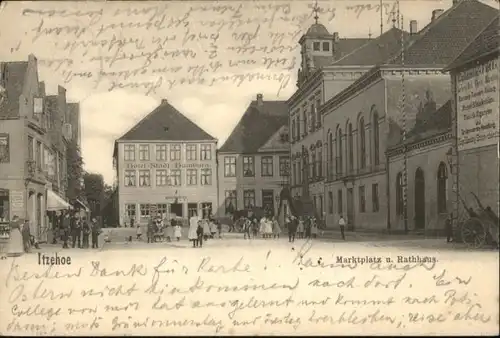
459, 193, 499, 249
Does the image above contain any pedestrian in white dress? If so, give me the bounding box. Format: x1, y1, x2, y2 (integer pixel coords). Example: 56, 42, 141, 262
264, 218, 273, 238
173, 224, 182, 241
188, 216, 198, 247
259, 217, 267, 238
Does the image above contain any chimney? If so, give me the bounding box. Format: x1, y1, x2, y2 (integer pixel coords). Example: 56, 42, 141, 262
256, 93, 263, 106
333, 32, 339, 42
452, 0, 460, 5
410, 20, 418, 35
432, 9, 444, 21
161, 99, 168, 105
39, 81, 46, 96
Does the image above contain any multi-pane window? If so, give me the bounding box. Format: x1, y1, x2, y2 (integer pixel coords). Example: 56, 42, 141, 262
27, 136, 34, 161
225, 190, 237, 214
313, 41, 320, 51
243, 189, 255, 209
243, 156, 255, 177
201, 168, 212, 185
170, 169, 181, 186
200, 144, 211, 160
224, 156, 236, 177
316, 98, 321, 127
156, 144, 167, 161
279, 156, 290, 176
138, 170, 150, 186
157, 204, 168, 219
201, 202, 213, 218
261, 156, 273, 176
156, 169, 168, 186
372, 183, 379, 212
359, 118, 366, 169
187, 169, 197, 185
140, 204, 150, 218
337, 189, 343, 214
124, 170, 136, 186
373, 111, 380, 165
322, 42, 330, 51
36, 141, 42, 170
186, 144, 197, 160
328, 191, 333, 214
317, 148, 323, 178
359, 186, 366, 213
139, 144, 150, 161
124, 144, 135, 161
125, 204, 136, 219
170, 144, 181, 161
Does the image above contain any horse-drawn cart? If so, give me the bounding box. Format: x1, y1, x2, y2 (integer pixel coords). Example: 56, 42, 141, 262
459, 193, 499, 249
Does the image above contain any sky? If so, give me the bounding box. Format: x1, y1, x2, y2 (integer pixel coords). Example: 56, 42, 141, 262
0, 0, 496, 184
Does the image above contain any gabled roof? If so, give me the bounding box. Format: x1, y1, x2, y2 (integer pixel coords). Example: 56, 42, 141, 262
333, 38, 371, 61
333, 28, 410, 66
117, 99, 216, 142
0, 61, 28, 118
388, 0, 498, 67
219, 98, 288, 153
445, 15, 499, 70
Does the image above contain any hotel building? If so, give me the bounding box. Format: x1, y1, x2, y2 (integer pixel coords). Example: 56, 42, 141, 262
113, 99, 218, 226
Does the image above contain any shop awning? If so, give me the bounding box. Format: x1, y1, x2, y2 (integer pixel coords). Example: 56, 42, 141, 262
47, 189, 72, 211
74, 199, 90, 212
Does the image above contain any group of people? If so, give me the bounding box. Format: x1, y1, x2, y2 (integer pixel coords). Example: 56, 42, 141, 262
62, 214, 101, 249
3, 215, 34, 257
283, 215, 321, 242
138, 217, 184, 243
187, 215, 222, 248
238, 216, 282, 239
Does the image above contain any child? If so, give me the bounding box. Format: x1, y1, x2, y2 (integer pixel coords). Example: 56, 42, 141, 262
210, 220, 217, 239
297, 218, 305, 239
136, 224, 143, 241
174, 223, 182, 241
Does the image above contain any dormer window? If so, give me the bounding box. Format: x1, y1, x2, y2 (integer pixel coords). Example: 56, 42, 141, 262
313, 42, 320, 51
322, 42, 330, 51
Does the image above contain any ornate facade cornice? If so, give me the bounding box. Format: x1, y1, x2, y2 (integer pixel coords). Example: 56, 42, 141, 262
386, 130, 452, 158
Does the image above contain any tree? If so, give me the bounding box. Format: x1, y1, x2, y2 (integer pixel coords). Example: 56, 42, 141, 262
66, 141, 84, 202
83, 172, 105, 219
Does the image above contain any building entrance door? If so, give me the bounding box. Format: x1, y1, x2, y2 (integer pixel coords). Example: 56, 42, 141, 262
188, 203, 198, 218
171, 203, 183, 218
262, 190, 274, 216
414, 168, 426, 229
347, 188, 354, 230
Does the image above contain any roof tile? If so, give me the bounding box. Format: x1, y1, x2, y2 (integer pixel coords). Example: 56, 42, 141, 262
117, 100, 216, 142
388, 0, 498, 67
219, 99, 288, 153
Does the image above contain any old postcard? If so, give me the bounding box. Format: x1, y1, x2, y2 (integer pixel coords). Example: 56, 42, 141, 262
0, 0, 499, 335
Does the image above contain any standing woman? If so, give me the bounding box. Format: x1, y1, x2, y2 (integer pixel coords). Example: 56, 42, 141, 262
7, 215, 24, 257
202, 218, 211, 241
22, 219, 31, 253
146, 218, 154, 244
272, 216, 281, 239
188, 215, 198, 247
264, 217, 273, 239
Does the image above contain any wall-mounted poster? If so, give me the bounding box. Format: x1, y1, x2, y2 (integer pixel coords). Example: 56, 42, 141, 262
456, 57, 499, 151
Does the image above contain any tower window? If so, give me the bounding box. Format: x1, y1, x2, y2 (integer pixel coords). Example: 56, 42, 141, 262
313, 42, 320, 51
322, 42, 330, 51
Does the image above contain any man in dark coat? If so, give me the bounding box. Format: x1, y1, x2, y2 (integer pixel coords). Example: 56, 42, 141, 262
91, 218, 100, 248
72, 217, 82, 248
62, 213, 70, 248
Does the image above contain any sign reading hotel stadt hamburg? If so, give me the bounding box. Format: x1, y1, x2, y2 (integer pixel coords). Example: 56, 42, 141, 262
125, 162, 211, 169
456, 58, 499, 151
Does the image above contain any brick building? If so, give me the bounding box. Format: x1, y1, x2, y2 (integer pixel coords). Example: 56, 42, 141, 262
217, 94, 289, 220
445, 15, 499, 226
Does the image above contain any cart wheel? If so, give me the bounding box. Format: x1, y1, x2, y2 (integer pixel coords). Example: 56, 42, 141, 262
461, 218, 487, 249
